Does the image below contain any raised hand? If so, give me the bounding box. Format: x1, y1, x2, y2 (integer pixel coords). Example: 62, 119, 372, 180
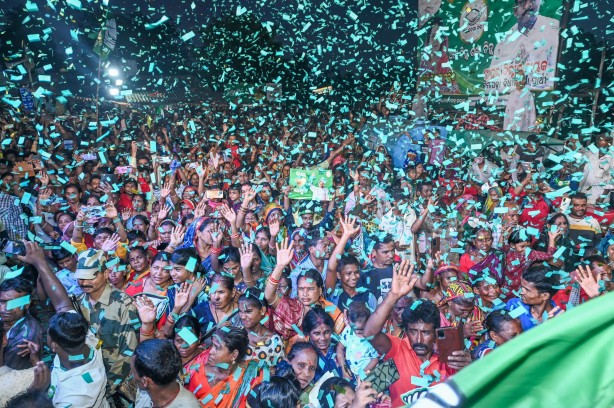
275, 237, 295, 268
174, 282, 192, 312
101, 233, 121, 253
340, 215, 361, 238
239, 243, 254, 270
37, 170, 49, 187
210, 223, 224, 247
190, 277, 207, 299
76, 208, 87, 223
38, 188, 53, 203
100, 182, 114, 195
16, 241, 47, 268
427, 251, 442, 270
242, 187, 257, 204
105, 202, 119, 219
121, 208, 133, 221
575, 265, 602, 298
169, 224, 186, 248
194, 200, 208, 219
219, 204, 237, 224
134, 296, 157, 324
390, 259, 418, 298
158, 203, 172, 220
269, 217, 280, 238
160, 182, 172, 199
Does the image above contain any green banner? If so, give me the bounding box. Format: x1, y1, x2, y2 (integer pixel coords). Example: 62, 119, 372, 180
417, 0, 563, 98
288, 168, 333, 201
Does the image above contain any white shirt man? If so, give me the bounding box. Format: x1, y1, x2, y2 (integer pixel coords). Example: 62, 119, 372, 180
488, 12, 559, 92
504, 85, 536, 132
49, 332, 109, 408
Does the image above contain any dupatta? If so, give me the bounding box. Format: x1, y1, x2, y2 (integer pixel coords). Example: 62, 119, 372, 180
184, 348, 264, 408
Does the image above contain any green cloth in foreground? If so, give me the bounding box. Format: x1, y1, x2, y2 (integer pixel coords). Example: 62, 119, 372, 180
452, 291, 614, 407
411, 292, 614, 407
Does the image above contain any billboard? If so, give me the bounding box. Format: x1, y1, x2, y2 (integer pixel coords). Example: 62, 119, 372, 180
416, 0, 563, 98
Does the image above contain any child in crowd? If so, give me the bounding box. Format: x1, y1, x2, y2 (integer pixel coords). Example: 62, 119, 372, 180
336, 301, 380, 382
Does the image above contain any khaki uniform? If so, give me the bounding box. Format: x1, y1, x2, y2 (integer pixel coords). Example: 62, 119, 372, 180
77, 284, 139, 397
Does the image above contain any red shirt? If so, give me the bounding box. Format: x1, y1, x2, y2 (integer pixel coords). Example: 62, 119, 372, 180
552, 285, 590, 310
519, 197, 550, 231
384, 335, 454, 408
118, 193, 133, 212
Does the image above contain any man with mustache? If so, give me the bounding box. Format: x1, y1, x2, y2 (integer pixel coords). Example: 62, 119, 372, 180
363, 260, 472, 408
74, 248, 139, 404
488, 0, 559, 92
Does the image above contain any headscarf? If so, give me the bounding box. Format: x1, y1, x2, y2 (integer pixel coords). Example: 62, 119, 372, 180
61, 221, 75, 242
262, 203, 283, 225
180, 199, 195, 210
484, 186, 503, 219
179, 216, 208, 249
438, 281, 474, 308
290, 228, 309, 267
434, 264, 461, 277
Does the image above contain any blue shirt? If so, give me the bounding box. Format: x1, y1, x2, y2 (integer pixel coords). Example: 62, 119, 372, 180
506, 298, 559, 331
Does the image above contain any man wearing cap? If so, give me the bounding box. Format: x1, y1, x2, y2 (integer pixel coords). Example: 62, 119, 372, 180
74, 248, 139, 400
283, 187, 335, 236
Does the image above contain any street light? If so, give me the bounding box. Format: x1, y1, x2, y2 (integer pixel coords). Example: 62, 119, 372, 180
109, 88, 119, 96
115, 79, 123, 86
108, 67, 119, 77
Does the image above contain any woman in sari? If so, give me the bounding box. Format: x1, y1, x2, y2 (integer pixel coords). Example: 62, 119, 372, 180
289, 228, 309, 269
184, 326, 265, 408
265, 241, 344, 341
251, 226, 277, 275
286, 306, 343, 381
183, 273, 243, 336
262, 203, 288, 240
438, 281, 485, 349
276, 342, 319, 406
237, 243, 268, 291
178, 216, 218, 272
127, 251, 173, 332
421, 264, 463, 305
459, 226, 503, 285
483, 186, 504, 221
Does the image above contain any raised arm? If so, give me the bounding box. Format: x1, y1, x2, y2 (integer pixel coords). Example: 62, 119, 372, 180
236, 187, 256, 230
325, 216, 360, 296
364, 260, 417, 355
18, 241, 74, 313
264, 238, 294, 307
105, 203, 128, 242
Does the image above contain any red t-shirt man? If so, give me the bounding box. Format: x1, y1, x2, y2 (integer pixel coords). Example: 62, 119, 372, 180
384, 335, 455, 407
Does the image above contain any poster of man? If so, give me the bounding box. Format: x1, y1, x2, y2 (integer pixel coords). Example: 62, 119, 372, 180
485, 0, 560, 93
418, 0, 442, 27
289, 168, 333, 201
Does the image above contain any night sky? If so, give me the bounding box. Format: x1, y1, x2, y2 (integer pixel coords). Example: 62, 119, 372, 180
0, 0, 612, 108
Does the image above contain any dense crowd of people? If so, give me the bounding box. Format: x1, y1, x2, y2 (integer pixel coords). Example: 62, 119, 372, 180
0, 100, 612, 408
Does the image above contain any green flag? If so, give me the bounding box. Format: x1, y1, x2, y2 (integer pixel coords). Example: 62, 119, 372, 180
410, 292, 614, 407
93, 19, 117, 60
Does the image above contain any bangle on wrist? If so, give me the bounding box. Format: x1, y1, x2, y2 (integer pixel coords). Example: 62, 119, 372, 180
268, 276, 280, 286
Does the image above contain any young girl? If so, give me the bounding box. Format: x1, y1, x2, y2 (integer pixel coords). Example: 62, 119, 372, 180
336, 301, 379, 382
502, 228, 560, 301
238, 288, 285, 373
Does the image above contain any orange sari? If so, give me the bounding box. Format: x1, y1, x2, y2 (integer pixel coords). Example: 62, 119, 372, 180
184, 348, 264, 408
